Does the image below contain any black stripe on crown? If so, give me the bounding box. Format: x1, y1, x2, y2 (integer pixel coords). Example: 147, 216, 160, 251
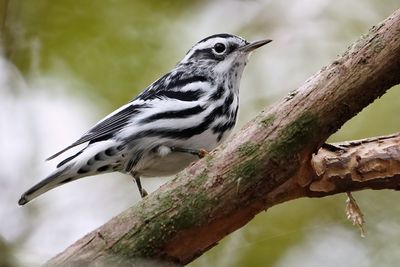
198, 33, 240, 43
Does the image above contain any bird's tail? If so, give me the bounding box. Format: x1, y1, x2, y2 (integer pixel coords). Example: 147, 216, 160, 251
18, 166, 75, 205
18, 140, 123, 205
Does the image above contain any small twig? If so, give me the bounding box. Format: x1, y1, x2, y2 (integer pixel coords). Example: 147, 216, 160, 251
345, 192, 365, 237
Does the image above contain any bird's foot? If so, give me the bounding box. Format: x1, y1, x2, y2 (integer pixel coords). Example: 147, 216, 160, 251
140, 188, 148, 198
197, 148, 209, 158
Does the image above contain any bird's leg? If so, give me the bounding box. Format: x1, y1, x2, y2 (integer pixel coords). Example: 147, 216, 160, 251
131, 172, 148, 198
135, 176, 148, 198
170, 147, 209, 158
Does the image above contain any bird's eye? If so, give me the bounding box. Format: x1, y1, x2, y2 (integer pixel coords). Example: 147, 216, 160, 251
213, 43, 226, 54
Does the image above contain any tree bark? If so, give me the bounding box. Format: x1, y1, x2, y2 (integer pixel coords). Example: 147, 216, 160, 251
310, 133, 400, 195
46, 9, 400, 267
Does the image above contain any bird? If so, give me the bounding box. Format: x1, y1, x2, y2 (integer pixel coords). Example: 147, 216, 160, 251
18, 33, 271, 205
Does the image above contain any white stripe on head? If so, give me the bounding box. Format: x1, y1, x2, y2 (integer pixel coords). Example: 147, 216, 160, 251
181, 34, 247, 63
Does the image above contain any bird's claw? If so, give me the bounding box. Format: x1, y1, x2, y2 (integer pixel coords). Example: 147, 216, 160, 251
197, 149, 209, 158
140, 188, 148, 198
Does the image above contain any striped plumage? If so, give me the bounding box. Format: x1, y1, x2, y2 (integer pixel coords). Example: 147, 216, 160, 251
19, 33, 271, 205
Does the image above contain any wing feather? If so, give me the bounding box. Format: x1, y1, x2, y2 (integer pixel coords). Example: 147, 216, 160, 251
46, 103, 147, 160
47, 69, 207, 161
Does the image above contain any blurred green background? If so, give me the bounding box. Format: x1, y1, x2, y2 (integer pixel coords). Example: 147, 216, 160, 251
1, 1, 399, 266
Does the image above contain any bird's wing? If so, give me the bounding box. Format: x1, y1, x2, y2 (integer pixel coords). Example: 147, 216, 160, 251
47, 71, 172, 161
46, 102, 147, 160
47, 68, 207, 161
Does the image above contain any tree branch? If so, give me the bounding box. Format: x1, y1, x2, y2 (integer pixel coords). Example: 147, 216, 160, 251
46, 9, 400, 267
310, 133, 400, 196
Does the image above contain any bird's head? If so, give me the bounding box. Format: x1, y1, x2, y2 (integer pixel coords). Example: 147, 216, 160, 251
180, 33, 272, 75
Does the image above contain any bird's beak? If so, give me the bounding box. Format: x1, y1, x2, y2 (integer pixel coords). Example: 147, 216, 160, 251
239, 39, 272, 52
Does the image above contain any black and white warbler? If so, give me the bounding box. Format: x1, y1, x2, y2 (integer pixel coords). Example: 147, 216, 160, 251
18, 33, 271, 205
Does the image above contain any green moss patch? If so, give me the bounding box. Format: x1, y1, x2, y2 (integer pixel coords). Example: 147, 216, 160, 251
269, 112, 318, 159
111, 170, 216, 258
238, 141, 259, 158
259, 113, 276, 128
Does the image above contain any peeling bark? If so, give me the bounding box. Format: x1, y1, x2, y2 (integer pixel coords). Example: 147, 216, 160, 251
310, 133, 400, 193
46, 9, 400, 267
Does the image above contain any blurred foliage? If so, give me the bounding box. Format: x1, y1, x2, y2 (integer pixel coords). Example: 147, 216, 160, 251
192, 196, 347, 267
2, 0, 193, 107
330, 87, 400, 141
0, 235, 16, 267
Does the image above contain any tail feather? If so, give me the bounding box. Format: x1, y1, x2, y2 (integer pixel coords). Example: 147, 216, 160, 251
19, 140, 124, 205
18, 166, 73, 206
